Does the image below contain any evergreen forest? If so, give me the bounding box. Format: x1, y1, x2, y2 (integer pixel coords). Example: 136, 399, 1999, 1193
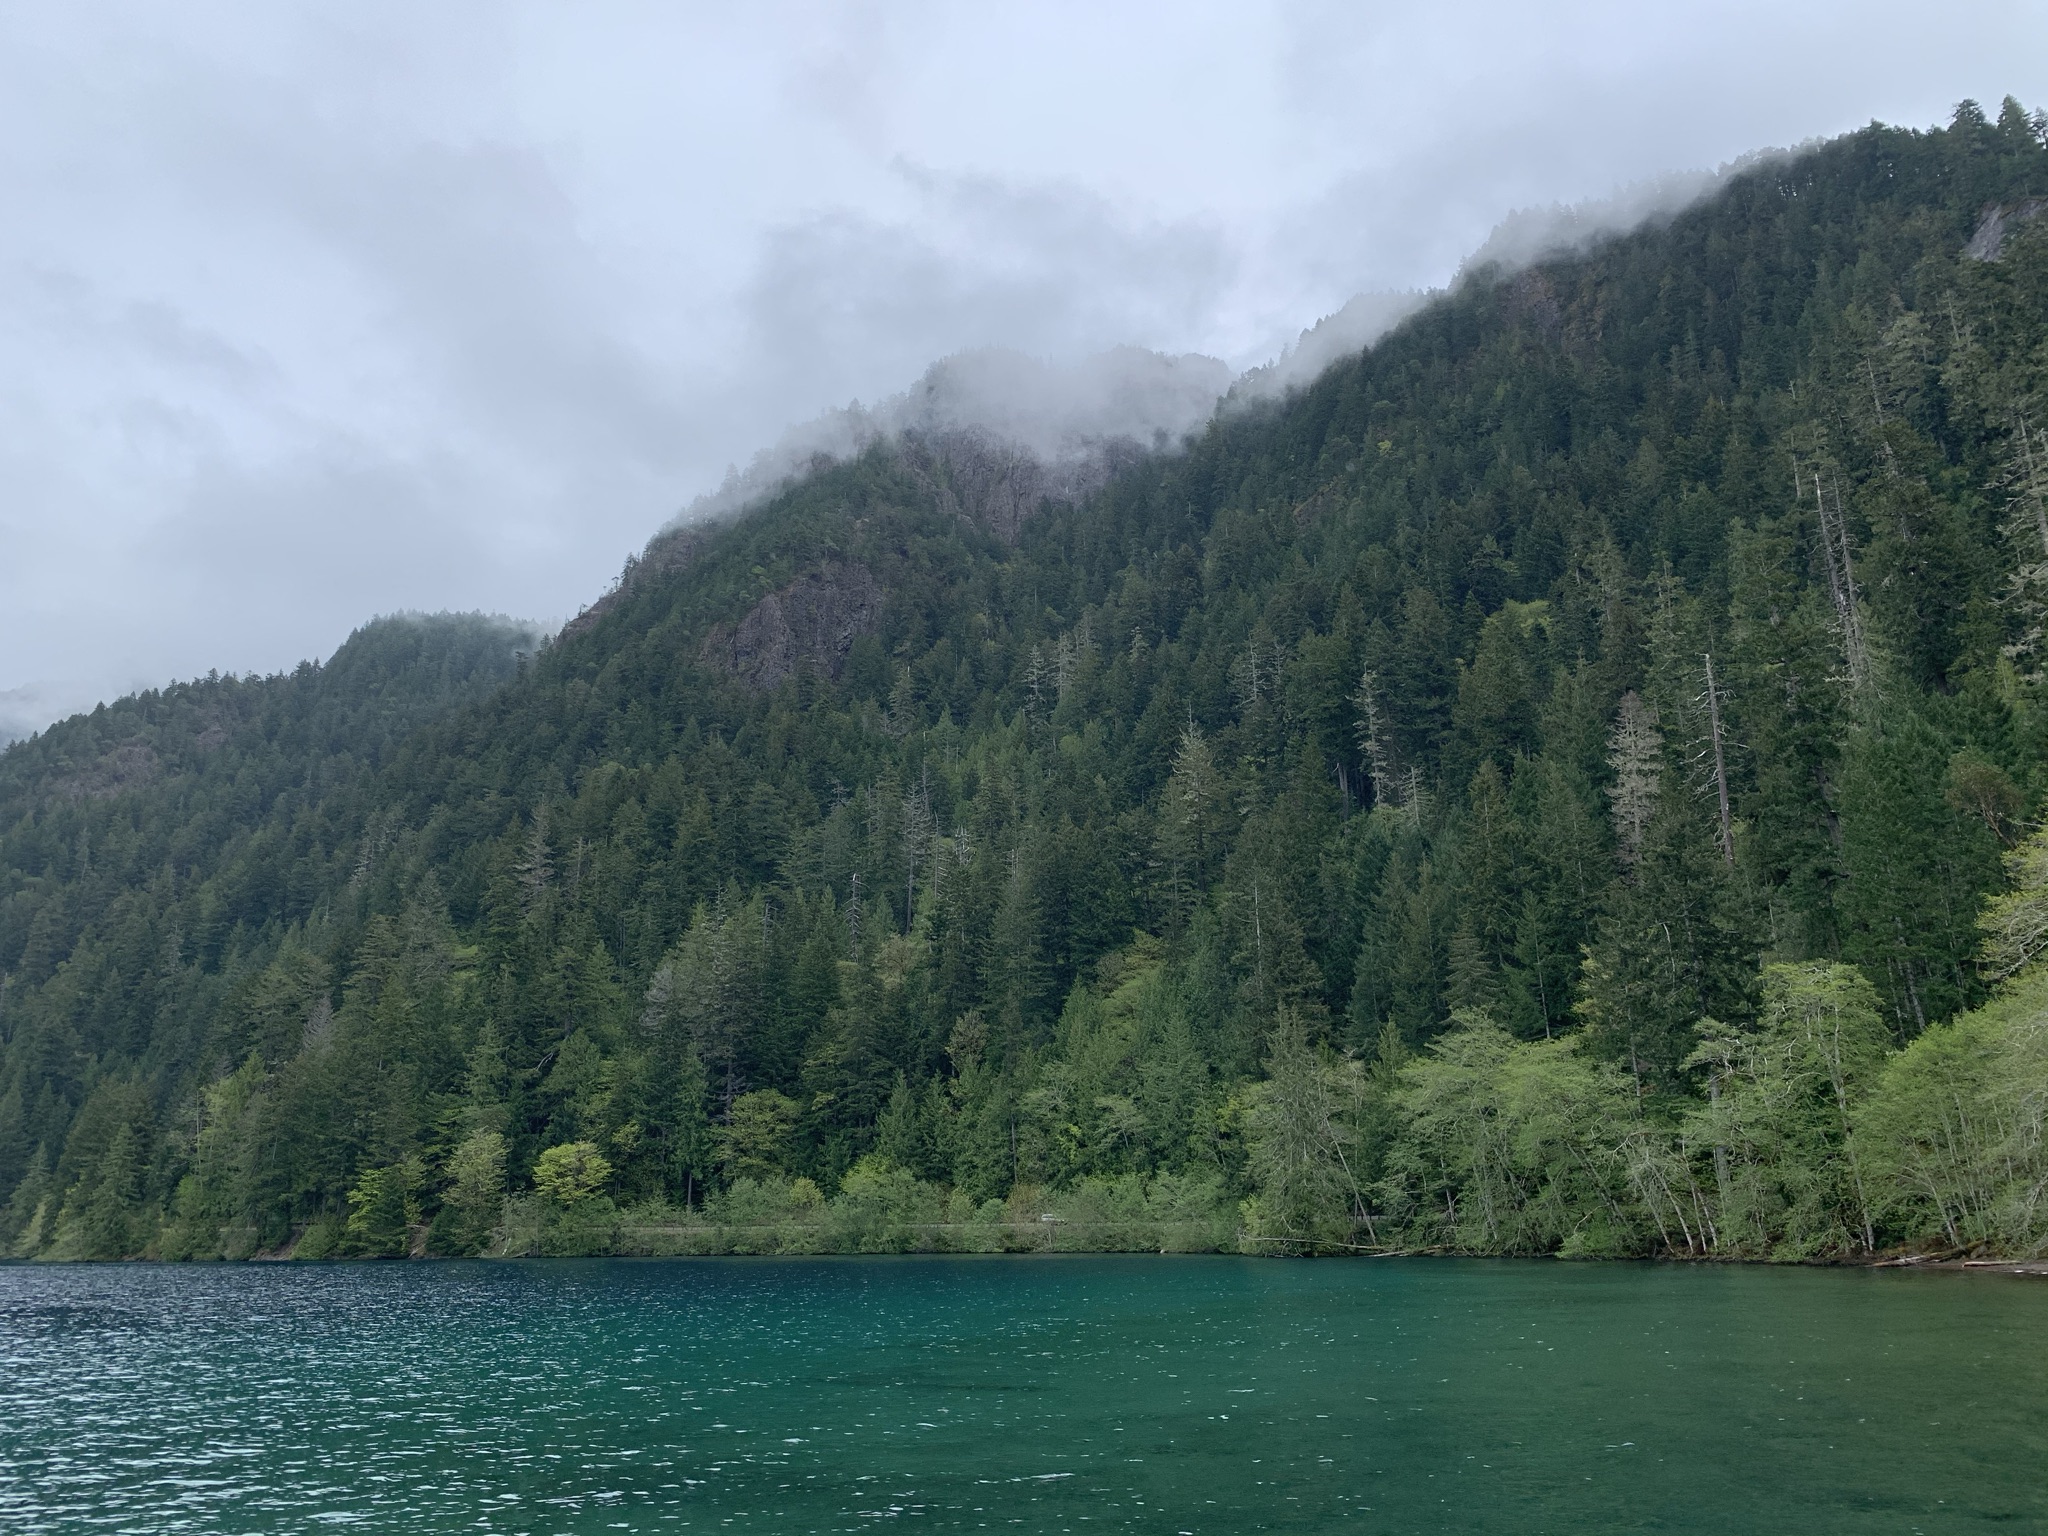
6, 101, 2048, 1264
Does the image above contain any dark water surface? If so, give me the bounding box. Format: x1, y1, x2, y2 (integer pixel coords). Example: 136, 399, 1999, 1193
1, 1257, 2043, 1534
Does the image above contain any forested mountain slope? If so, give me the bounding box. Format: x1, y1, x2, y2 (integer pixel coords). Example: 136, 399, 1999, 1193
0, 616, 541, 1240
5, 101, 2048, 1262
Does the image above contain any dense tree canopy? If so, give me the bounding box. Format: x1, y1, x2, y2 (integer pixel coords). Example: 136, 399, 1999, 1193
5, 102, 2048, 1261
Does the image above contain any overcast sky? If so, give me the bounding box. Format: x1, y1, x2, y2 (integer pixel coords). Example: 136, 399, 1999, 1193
3, 2, 2044, 738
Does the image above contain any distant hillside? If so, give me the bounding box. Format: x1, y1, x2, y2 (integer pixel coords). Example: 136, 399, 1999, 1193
5, 101, 2048, 1266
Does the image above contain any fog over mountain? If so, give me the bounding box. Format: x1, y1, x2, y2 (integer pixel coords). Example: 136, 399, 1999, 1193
676, 346, 1235, 531
2, 2, 2043, 743
543, 156, 1758, 597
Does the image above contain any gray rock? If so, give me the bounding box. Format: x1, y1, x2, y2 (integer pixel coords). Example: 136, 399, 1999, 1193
700, 561, 884, 690
1964, 199, 2046, 262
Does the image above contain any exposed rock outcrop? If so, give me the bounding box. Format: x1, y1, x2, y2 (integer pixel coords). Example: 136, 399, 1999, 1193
1965, 199, 2046, 261
699, 561, 883, 690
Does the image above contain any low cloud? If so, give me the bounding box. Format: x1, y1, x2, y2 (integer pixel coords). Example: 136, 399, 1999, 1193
679, 344, 1235, 530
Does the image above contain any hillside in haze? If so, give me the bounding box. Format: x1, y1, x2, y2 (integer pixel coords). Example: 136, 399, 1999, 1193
5, 101, 2048, 1263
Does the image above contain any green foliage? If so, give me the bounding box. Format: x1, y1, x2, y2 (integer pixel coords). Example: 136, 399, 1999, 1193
1385, 1013, 1647, 1258
1978, 823, 2048, 979
1856, 958, 2048, 1255
721, 1091, 801, 1181
437, 1129, 507, 1255
162, 1055, 266, 1260
1687, 963, 1890, 1258
342, 1157, 425, 1258
5, 106, 2048, 1263
1239, 1010, 1372, 1252
503, 1141, 620, 1256
532, 1141, 613, 1205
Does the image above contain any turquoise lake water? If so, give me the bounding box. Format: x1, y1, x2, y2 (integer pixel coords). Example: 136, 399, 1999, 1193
1, 1256, 2043, 1533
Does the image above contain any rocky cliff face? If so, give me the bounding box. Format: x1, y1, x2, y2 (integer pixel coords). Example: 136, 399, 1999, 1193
699, 561, 883, 690
1966, 198, 2047, 261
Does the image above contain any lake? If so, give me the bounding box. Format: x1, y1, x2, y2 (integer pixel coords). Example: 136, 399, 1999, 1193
1, 1256, 2043, 1533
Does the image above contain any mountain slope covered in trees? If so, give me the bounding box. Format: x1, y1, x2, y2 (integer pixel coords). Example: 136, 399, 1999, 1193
5, 101, 2048, 1262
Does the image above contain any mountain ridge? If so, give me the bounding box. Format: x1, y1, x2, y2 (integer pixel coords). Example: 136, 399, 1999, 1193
6, 100, 2048, 1265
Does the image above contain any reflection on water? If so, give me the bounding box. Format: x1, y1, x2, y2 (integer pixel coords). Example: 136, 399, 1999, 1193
1, 1256, 2043, 1533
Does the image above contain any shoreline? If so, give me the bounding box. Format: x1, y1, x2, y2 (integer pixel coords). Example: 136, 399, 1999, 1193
1869, 1254, 2048, 1278
9, 1246, 2045, 1275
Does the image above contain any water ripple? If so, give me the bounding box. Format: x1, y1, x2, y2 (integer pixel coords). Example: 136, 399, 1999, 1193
0, 1258, 2043, 1533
